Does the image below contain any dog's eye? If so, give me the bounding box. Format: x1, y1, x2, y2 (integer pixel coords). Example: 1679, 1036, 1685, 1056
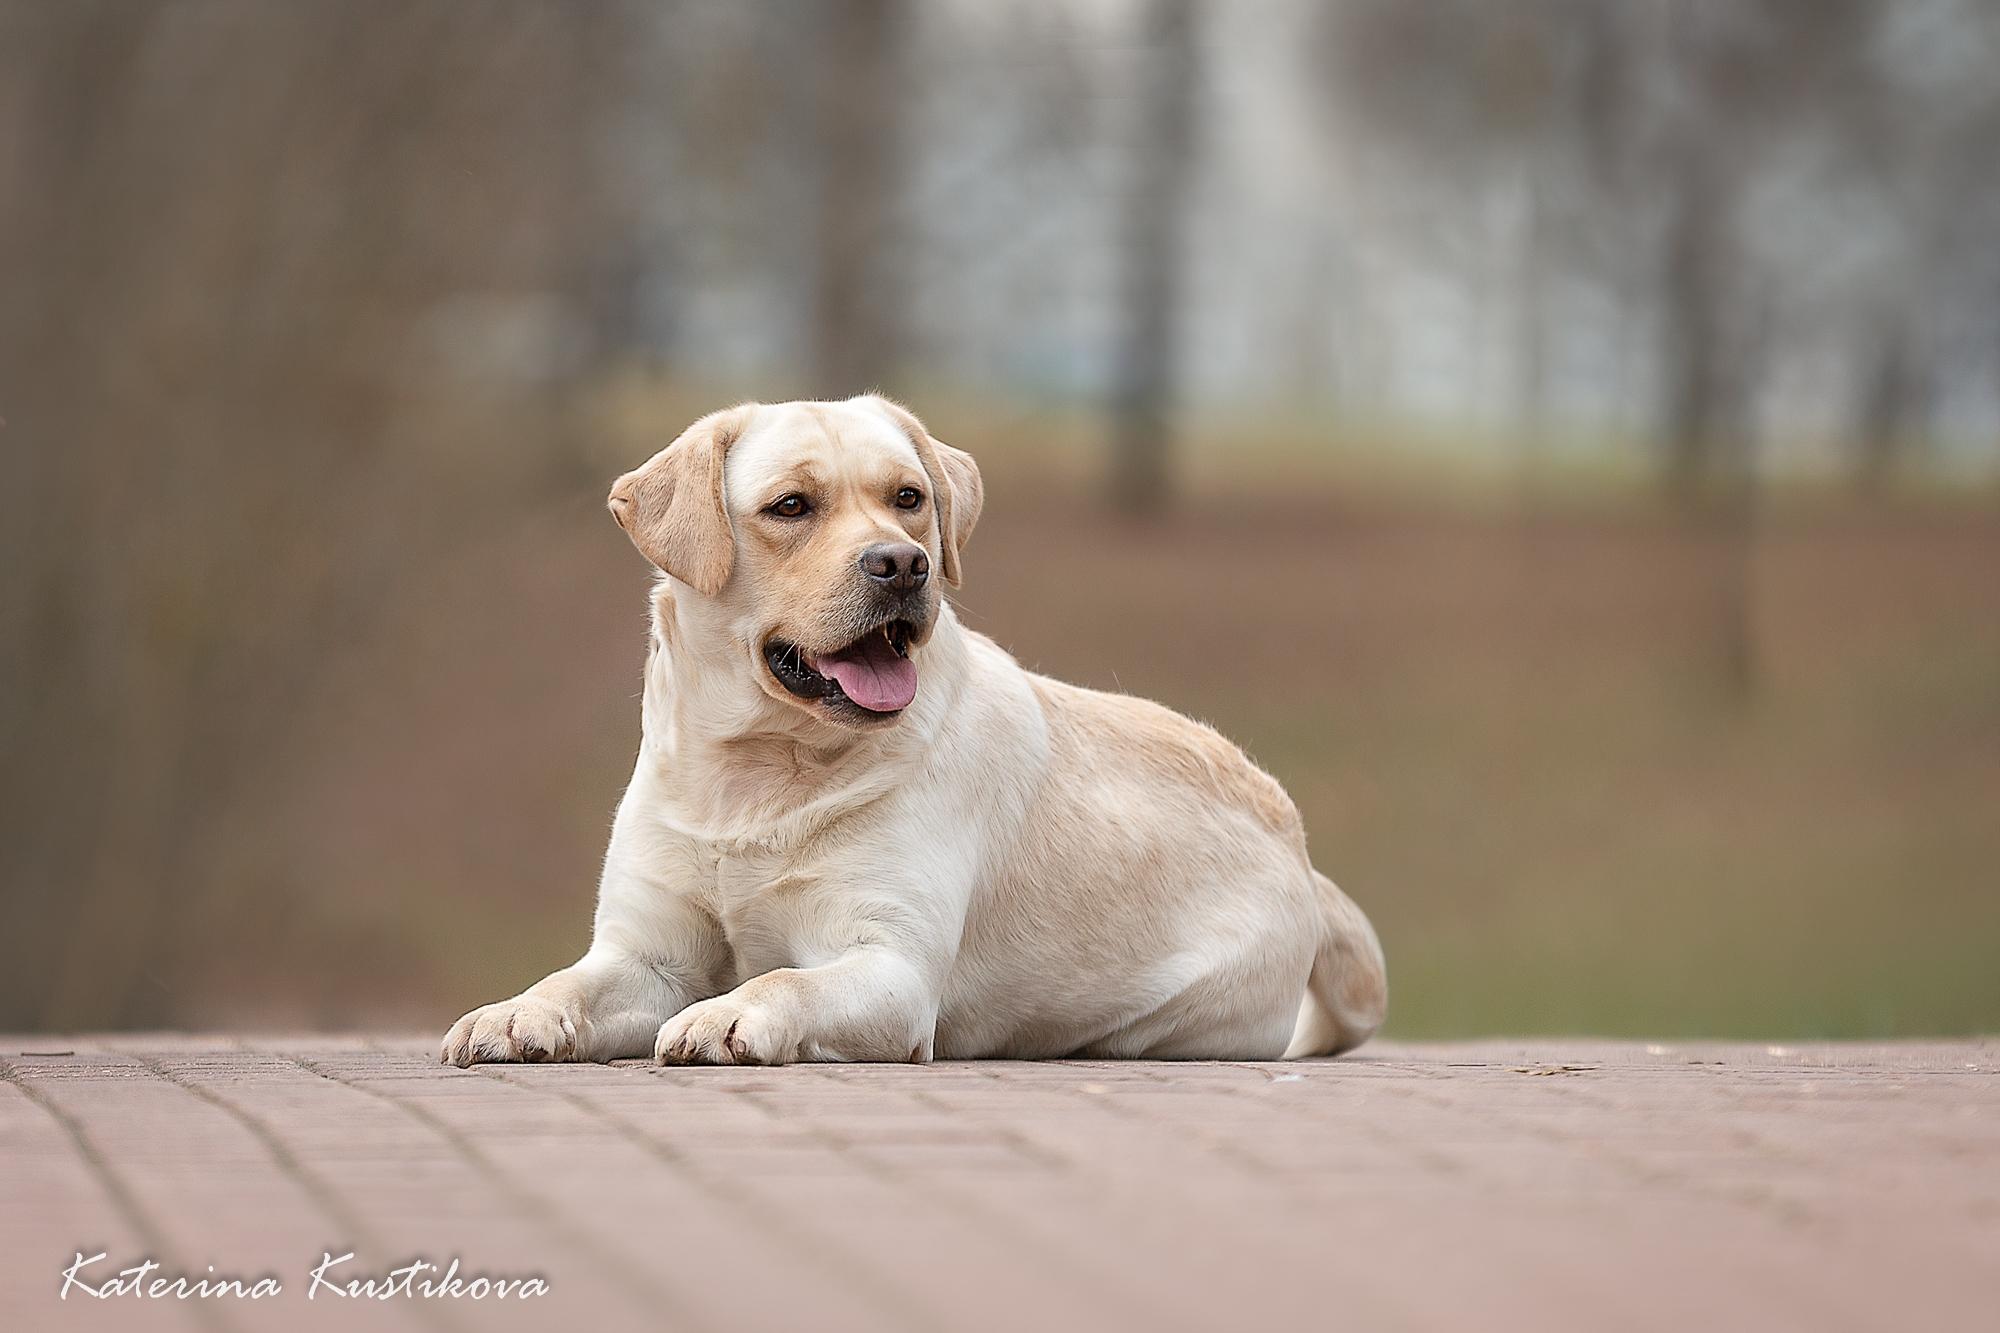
895, 486, 924, 511
766, 494, 811, 519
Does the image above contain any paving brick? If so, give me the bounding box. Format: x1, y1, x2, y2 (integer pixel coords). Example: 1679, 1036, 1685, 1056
2, 1037, 1995, 1331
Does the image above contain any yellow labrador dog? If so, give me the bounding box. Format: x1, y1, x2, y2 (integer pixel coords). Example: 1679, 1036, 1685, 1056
442, 397, 1385, 1066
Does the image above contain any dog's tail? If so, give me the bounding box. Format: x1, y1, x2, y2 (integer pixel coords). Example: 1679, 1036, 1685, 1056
1283, 870, 1387, 1058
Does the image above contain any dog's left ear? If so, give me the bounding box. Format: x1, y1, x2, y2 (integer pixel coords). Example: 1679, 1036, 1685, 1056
606, 404, 756, 594
869, 397, 984, 588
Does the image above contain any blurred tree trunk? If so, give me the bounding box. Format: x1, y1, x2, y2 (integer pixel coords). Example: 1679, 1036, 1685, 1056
1510, 154, 1554, 508
1853, 324, 1926, 493
1108, 0, 1197, 516
1655, 4, 1758, 699
1661, 178, 1762, 700
1658, 126, 1736, 501
808, 0, 907, 398
0, 1, 624, 1029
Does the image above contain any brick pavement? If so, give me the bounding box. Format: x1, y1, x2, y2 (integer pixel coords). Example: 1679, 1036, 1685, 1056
2, 1037, 1993, 1332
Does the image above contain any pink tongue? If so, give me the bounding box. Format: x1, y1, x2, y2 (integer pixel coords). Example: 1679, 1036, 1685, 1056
813, 634, 918, 712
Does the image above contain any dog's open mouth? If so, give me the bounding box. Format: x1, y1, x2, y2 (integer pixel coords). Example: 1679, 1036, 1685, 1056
764, 620, 918, 714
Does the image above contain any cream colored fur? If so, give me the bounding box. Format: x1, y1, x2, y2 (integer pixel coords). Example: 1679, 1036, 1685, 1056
441, 397, 1385, 1066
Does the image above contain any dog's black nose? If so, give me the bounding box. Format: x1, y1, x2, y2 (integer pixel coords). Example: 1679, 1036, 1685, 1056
860, 542, 929, 590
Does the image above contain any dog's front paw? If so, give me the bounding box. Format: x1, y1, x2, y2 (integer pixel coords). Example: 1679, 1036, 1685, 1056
440, 996, 578, 1067
655, 995, 799, 1066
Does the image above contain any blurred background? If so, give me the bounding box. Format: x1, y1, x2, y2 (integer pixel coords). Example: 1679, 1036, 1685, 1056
3, 0, 1996, 1039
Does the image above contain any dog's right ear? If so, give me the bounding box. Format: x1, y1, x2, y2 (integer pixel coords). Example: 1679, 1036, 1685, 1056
606, 404, 755, 595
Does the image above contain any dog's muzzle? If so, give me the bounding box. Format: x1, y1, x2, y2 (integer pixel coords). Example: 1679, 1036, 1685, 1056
763, 579, 937, 719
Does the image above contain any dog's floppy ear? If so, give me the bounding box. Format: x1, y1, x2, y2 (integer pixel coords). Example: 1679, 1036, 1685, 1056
870, 397, 983, 588
606, 404, 755, 594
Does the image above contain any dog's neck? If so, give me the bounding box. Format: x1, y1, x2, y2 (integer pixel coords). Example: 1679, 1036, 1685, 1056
636, 585, 967, 842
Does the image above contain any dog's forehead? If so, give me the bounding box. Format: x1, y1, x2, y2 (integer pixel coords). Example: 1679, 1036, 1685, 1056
727, 402, 920, 500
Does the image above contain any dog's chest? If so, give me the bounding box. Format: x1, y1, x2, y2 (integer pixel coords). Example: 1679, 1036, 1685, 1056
705, 841, 815, 977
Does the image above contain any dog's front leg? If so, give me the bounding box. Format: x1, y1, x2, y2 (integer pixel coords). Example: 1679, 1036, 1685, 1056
443, 757, 737, 1065
442, 881, 729, 1066
441, 941, 716, 1066
655, 948, 940, 1066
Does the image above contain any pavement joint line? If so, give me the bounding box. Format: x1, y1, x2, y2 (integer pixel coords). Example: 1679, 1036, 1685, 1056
789, 1063, 1198, 1333
1160, 1061, 1892, 1326
967, 1059, 1328, 1193
6, 1039, 1997, 1328
480, 1058, 933, 1333
1175, 1060, 1476, 1184
1382, 1068, 1827, 1230
113, 1041, 471, 1333
0, 1052, 241, 1333
600, 1057, 1202, 1333
268, 1041, 688, 1330
1509, 1067, 1831, 1214
900, 1085, 1071, 1170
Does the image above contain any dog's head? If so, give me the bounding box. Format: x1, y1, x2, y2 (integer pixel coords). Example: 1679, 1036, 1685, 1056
607, 396, 982, 729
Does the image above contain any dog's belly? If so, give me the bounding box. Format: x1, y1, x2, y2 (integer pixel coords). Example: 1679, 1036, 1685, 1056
931, 947, 1308, 1061
930, 870, 1318, 1061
